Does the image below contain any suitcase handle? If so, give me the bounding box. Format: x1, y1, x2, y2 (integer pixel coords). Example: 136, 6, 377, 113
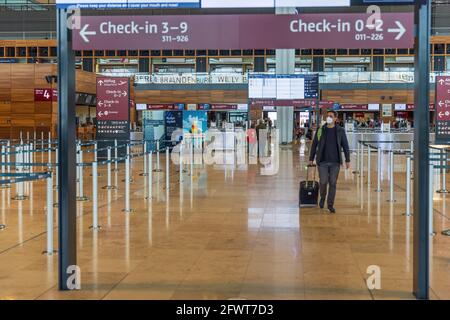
306, 164, 316, 185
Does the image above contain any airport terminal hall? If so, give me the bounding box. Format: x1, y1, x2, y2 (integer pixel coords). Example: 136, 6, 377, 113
1, 0, 450, 310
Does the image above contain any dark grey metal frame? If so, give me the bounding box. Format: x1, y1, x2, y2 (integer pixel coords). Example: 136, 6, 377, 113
413, 0, 431, 300
57, 8, 77, 290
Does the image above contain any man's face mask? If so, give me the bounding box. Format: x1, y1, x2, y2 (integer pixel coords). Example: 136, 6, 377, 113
326, 116, 334, 125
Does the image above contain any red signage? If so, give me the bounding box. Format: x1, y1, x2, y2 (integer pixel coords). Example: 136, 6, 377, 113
340, 104, 368, 110
34, 89, 57, 102
319, 101, 334, 109
211, 104, 238, 110
147, 104, 175, 110
96, 77, 130, 120
73, 13, 413, 50
250, 99, 316, 108
435, 76, 450, 143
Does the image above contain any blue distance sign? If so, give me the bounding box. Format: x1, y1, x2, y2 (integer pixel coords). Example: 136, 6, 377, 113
56, 0, 200, 9
362, 0, 414, 3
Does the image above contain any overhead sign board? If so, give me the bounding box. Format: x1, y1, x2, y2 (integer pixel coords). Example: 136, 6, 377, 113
57, 0, 350, 8
435, 76, 450, 144
73, 13, 414, 50
56, 0, 200, 9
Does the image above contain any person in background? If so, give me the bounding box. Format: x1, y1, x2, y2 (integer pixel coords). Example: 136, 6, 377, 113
309, 110, 351, 214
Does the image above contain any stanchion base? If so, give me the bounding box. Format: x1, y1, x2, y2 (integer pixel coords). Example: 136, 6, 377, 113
352, 171, 359, 174
145, 196, 152, 200
374, 189, 383, 192
442, 229, 450, 236
42, 250, 58, 255
386, 200, 397, 203
76, 196, 90, 202
89, 225, 102, 230
139, 173, 149, 176
0, 224, 5, 230
121, 179, 134, 183
0, 185, 11, 189
12, 195, 29, 201
122, 209, 135, 213
102, 186, 117, 190
153, 169, 163, 173
90, 173, 104, 177
437, 189, 450, 194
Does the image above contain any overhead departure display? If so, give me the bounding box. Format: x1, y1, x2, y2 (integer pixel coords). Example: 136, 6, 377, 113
248, 74, 318, 100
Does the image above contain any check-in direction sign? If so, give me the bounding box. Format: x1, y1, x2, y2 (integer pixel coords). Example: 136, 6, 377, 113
73, 13, 413, 50
435, 76, 450, 144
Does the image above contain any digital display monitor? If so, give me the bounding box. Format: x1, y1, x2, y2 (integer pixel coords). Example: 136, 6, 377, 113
249, 74, 318, 100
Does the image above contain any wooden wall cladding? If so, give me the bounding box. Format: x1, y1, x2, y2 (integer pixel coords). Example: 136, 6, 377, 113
0, 64, 99, 139
322, 89, 436, 104
76, 70, 96, 94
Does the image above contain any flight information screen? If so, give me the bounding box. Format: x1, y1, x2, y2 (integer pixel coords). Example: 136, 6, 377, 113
248, 74, 319, 100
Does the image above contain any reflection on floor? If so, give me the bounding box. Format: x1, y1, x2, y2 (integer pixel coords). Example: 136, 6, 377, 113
0, 144, 448, 300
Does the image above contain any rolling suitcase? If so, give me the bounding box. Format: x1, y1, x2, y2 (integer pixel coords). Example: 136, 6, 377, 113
299, 165, 319, 207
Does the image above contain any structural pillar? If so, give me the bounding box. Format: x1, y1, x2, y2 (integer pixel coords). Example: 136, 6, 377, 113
413, 0, 430, 300
276, 6, 296, 145
57, 8, 77, 290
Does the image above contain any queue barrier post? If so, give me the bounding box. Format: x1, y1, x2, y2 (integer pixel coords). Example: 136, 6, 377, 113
90, 162, 101, 230
76, 149, 89, 202
430, 162, 436, 236
403, 156, 413, 217
437, 149, 449, 193
43, 169, 56, 255
6, 141, 10, 174
113, 139, 119, 172
367, 145, 371, 186
148, 151, 153, 200
140, 142, 148, 176
123, 146, 133, 213
103, 147, 116, 190
387, 150, 396, 203
12, 146, 28, 201
0, 145, 10, 189
375, 147, 382, 192
166, 147, 170, 195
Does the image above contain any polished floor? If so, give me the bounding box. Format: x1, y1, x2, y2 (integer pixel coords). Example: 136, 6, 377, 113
0, 142, 449, 300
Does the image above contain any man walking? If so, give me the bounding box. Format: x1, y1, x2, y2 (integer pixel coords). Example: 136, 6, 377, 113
309, 110, 350, 213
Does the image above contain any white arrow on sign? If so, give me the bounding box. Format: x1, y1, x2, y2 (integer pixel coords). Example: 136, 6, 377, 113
439, 79, 446, 85
388, 21, 406, 40
80, 24, 97, 43
439, 101, 445, 107
98, 111, 103, 118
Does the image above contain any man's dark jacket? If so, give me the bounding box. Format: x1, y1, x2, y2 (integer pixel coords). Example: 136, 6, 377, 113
309, 125, 351, 165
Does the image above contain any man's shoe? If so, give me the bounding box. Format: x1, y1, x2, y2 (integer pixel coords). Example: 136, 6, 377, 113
319, 199, 325, 209
328, 206, 336, 214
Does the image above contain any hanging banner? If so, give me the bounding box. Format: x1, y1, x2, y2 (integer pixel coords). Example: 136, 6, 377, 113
73, 13, 414, 50
143, 110, 165, 151
165, 110, 183, 149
